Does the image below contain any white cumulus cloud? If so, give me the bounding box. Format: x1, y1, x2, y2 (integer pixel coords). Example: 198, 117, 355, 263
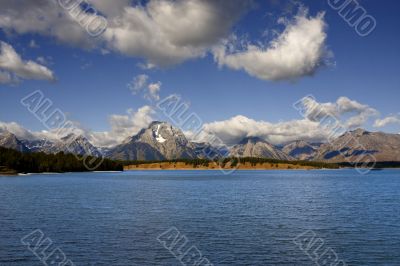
191, 115, 329, 146
128, 74, 161, 101
0, 41, 55, 83
0, 1, 335, 82
128, 74, 149, 94
90, 105, 156, 147
298, 96, 378, 129
103, 0, 250, 66
213, 8, 330, 81
0, 121, 38, 140
146, 82, 161, 101
0, 0, 98, 48
374, 115, 400, 128
86, 0, 132, 17
0, 0, 250, 67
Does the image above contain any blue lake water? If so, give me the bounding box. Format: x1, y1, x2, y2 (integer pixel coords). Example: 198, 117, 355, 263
1, 169, 400, 265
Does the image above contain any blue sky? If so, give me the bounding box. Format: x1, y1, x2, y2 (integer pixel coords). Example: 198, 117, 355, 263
0, 0, 399, 146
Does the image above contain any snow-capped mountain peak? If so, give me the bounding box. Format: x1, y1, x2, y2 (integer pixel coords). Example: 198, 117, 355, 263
154, 124, 167, 143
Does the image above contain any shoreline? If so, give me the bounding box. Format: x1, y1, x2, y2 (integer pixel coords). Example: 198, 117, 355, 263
0, 170, 124, 176
2, 167, 398, 176
124, 168, 328, 171
1, 168, 398, 176
124, 161, 331, 171
124, 167, 397, 171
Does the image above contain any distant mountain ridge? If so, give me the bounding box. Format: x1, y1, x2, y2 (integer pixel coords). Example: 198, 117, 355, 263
314, 128, 400, 162
0, 130, 101, 157
0, 131, 29, 153
230, 137, 291, 160
2, 123, 400, 163
282, 140, 321, 160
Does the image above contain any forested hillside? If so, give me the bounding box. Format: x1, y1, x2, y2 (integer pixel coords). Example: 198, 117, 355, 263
0, 147, 123, 173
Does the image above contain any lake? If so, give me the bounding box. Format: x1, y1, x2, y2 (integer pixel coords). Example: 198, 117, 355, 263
1, 170, 400, 265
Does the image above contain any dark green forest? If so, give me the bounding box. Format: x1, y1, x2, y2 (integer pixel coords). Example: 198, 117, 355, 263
0, 147, 123, 173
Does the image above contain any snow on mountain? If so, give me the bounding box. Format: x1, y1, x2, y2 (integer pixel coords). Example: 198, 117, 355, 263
154, 124, 167, 143
108, 121, 197, 160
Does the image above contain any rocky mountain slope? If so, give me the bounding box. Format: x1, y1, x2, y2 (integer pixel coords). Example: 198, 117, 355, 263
0, 131, 29, 153
189, 142, 229, 160
107, 121, 197, 160
21, 138, 54, 153
55, 134, 102, 157
0, 130, 101, 157
314, 128, 400, 162
230, 137, 292, 160
106, 142, 164, 161
282, 140, 321, 160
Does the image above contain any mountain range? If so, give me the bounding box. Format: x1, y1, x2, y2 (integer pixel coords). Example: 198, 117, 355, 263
231, 137, 291, 160
1, 122, 400, 163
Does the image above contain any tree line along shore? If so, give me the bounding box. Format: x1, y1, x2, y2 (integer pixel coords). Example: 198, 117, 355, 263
2, 147, 399, 175
123, 158, 399, 170
0, 147, 123, 174
122, 158, 339, 170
